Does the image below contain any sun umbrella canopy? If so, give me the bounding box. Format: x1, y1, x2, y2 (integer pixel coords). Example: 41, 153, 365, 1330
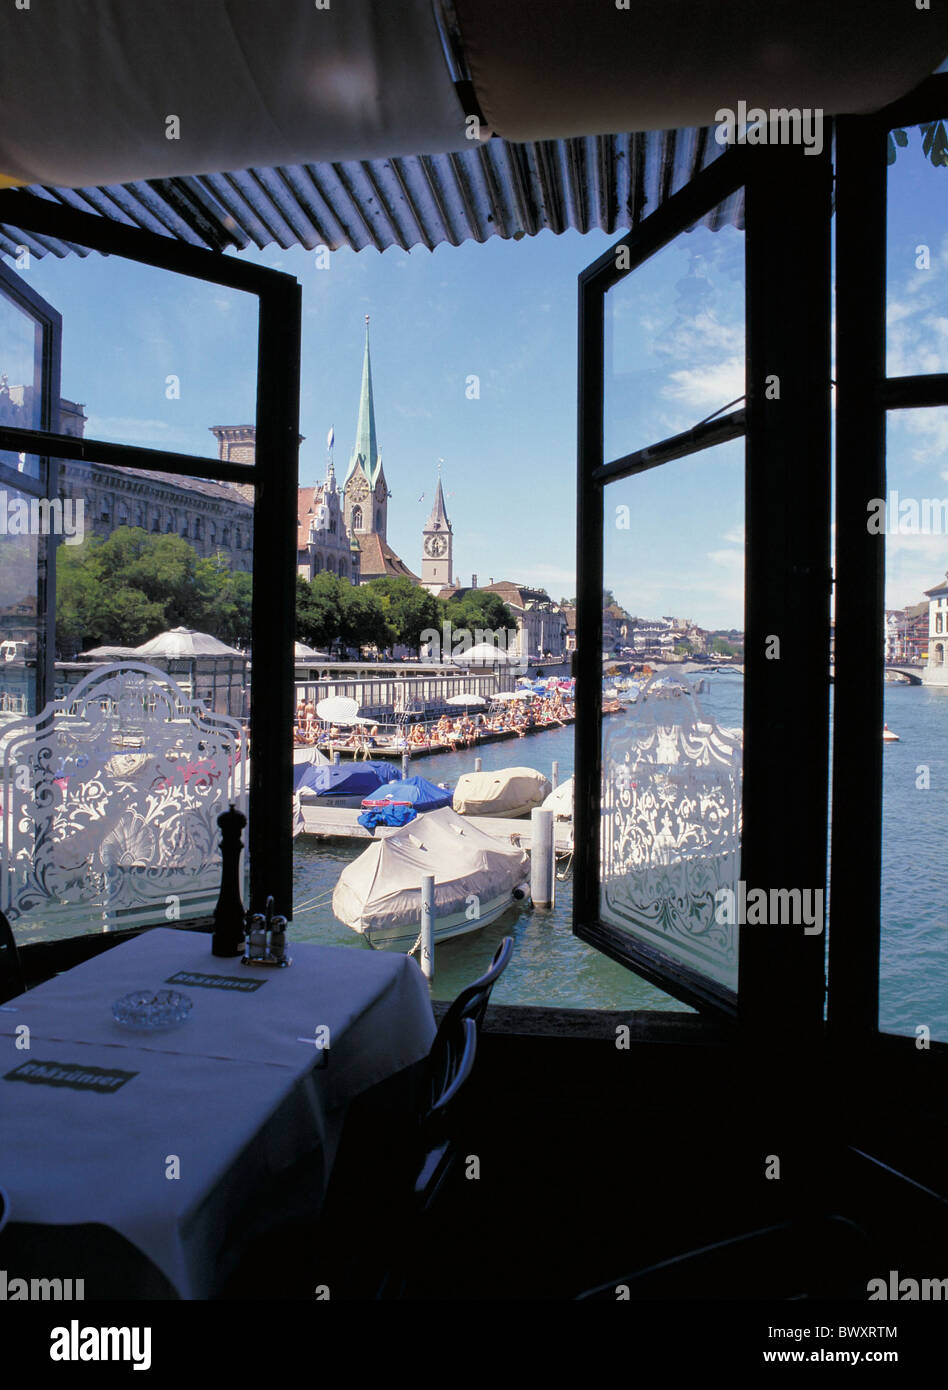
294, 760, 399, 797
134, 627, 243, 659
445, 693, 486, 707
316, 695, 360, 724
492, 689, 536, 703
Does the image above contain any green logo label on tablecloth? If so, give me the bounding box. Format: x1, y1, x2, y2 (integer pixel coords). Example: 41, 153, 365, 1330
164, 970, 265, 992
3, 1059, 137, 1093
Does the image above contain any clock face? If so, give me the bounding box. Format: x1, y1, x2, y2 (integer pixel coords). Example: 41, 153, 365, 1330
425, 534, 447, 558
349, 479, 369, 502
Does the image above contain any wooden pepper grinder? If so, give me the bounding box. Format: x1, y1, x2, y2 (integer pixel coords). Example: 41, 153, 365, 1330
212, 803, 247, 957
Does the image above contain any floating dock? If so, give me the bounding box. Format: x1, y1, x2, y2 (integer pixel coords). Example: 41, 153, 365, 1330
297, 803, 573, 852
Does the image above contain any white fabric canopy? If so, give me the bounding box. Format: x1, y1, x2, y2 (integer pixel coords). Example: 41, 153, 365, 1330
0, 0, 467, 188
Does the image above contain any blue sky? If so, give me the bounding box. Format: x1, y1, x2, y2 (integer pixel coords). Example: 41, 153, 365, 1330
12, 127, 948, 629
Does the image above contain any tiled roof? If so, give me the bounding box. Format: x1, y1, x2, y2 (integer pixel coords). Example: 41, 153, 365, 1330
355, 532, 420, 583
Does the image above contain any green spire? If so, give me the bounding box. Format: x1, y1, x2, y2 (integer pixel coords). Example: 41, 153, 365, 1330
345, 315, 381, 488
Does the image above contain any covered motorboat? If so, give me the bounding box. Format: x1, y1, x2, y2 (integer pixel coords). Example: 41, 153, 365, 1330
452, 766, 551, 818
293, 759, 399, 808
542, 776, 573, 821
332, 806, 530, 949
361, 775, 453, 812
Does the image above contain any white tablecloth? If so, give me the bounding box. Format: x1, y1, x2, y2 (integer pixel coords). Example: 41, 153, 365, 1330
0, 928, 435, 1297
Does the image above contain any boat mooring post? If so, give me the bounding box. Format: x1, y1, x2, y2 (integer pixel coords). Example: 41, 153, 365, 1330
551, 760, 559, 791
332, 750, 341, 766
474, 757, 482, 772
530, 809, 555, 908
420, 873, 435, 981
401, 750, 410, 779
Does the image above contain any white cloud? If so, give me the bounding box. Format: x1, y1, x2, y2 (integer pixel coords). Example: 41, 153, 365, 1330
663, 355, 745, 411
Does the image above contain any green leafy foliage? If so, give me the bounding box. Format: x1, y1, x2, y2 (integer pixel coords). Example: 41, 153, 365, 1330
55, 527, 252, 657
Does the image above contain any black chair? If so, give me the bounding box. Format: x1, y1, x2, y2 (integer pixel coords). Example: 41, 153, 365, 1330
575, 1215, 872, 1301
374, 1015, 478, 1298
414, 1014, 478, 1213
437, 935, 513, 1039
0, 908, 24, 1006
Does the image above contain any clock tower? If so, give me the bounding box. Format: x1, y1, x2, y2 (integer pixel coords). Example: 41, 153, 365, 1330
421, 469, 453, 595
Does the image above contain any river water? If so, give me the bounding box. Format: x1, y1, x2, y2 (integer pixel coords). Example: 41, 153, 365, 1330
291, 674, 947, 1037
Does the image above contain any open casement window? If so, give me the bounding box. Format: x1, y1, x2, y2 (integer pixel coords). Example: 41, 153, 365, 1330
0, 198, 300, 933
0, 259, 61, 715
832, 75, 948, 1054
575, 142, 832, 1032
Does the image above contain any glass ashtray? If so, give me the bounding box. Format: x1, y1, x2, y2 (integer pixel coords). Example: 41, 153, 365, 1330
112, 990, 192, 1030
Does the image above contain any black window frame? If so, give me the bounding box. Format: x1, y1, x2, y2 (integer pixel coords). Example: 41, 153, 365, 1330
830, 74, 948, 1057
575, 140, 833, 1036
0, 190, 300, 921
0, 254, 63, 712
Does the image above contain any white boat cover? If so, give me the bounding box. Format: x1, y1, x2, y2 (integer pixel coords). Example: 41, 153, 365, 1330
542, 777, 574, 820
452, 767, 551, 818
333, 806, 529, 937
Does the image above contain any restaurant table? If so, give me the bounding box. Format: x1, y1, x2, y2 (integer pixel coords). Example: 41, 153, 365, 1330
0, 927, 435, 1298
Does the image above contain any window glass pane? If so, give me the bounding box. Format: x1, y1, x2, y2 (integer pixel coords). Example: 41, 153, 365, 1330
603, 204, 744, 465
886, 121, 948, 377
600, 440, 744, 994
0, 481, 42, 717
881, 407, 948, 1040
0, 281, 45, 476
0, 464, 253, 944
24, 255, 258, 461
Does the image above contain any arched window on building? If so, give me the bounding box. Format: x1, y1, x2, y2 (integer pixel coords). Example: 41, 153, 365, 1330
936, 643, 945, 666
326, 556, 335, 574
208, 521, 217, 546
235, 527, 241, 550
194, 517, 204, 540
116, 501, 129, 527
351, 505, 363, 531
180, 516, 189, 538
329, 518, 336, 534
152, 511, 161, 533
100, 494, 112, 524
135, 507, 145, 529
937, 614, 944, 635
313, 555, 321, 573
338, 559, 346, 579
166, 511, 175, 533
221, 527, 230, 547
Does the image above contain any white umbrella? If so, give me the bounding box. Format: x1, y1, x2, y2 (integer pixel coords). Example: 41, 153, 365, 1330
446, 693, 486, 707
316, 695, 360, 725
492, 689, 536, 703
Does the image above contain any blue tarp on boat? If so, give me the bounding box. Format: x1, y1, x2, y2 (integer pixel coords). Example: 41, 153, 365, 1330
295, 760, 400, 797
357, 803, 419, 831
361, 775, 453, 811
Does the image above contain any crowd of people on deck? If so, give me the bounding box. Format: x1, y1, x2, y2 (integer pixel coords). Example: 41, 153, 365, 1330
293, 686, 576, 754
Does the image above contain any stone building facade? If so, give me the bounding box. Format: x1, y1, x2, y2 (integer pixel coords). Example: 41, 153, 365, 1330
54, 402, 255, 570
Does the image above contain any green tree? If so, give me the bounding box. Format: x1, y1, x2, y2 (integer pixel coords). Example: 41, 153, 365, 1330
296, 572, 346, 652
442, 591, 517, 648
365, 576, 441, 649
339, 583, 390, 654
55, 526, 251, 656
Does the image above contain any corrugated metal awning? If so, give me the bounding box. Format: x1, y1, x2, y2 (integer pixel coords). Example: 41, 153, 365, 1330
0, 124, 742, 263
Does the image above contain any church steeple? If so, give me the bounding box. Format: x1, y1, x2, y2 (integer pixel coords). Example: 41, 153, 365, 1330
345, 315, 381, 489
342, 315, 389, 543
425, 472, 451, 532
421, 462, 453, 596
